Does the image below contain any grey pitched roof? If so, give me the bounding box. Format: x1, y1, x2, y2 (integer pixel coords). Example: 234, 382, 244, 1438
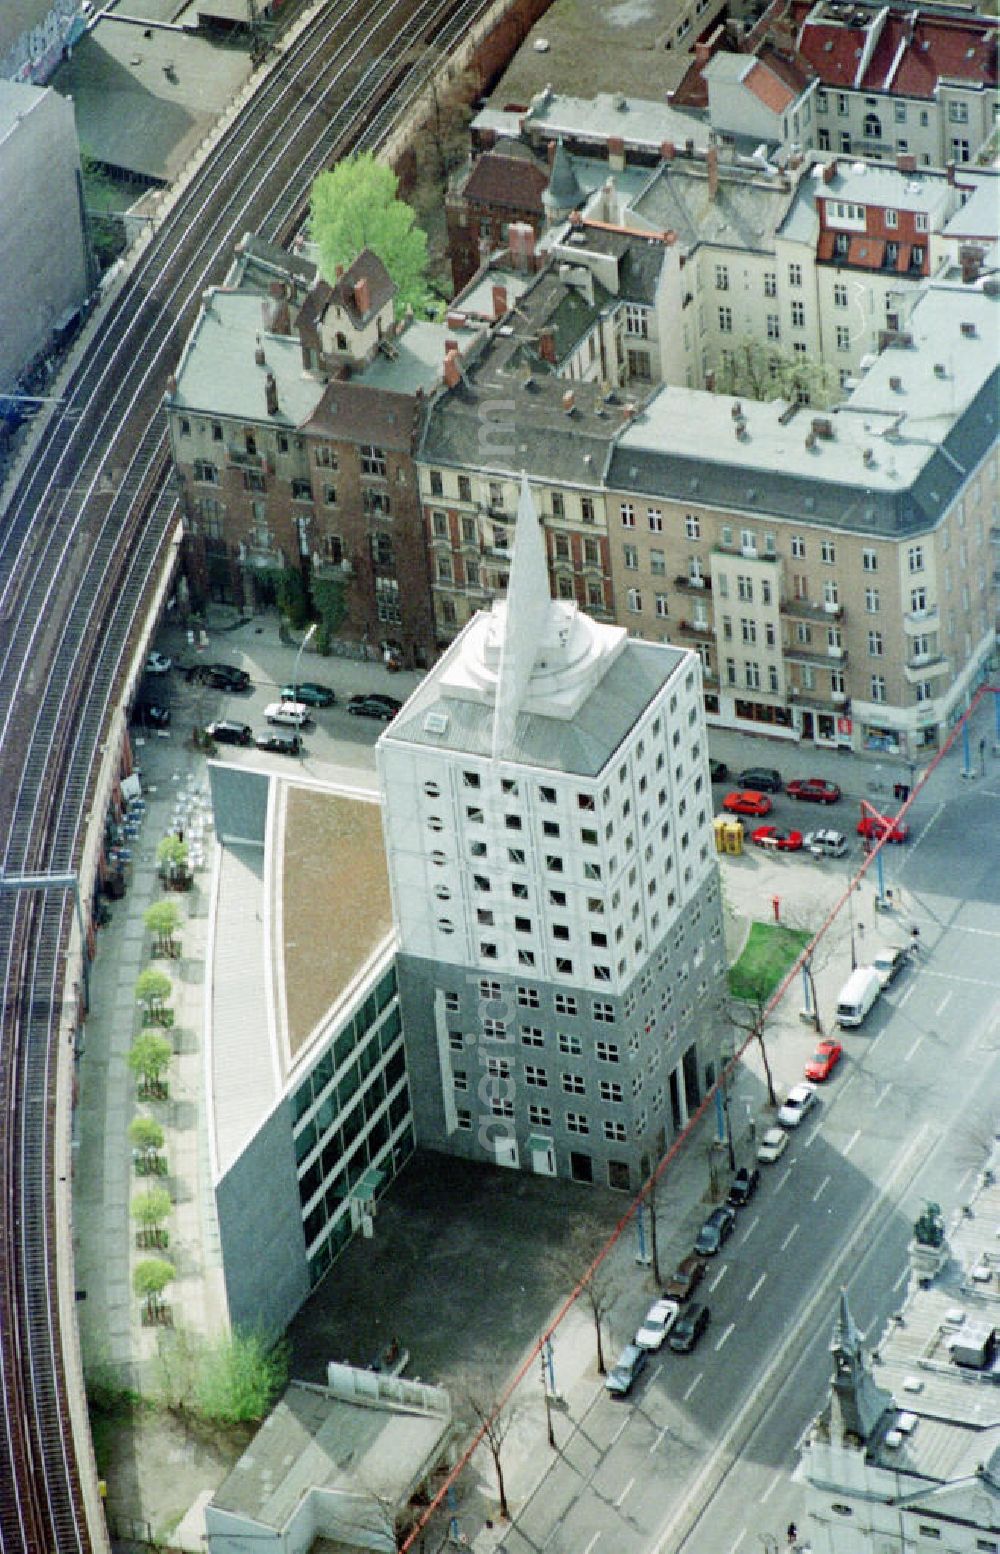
630, 160, 796, 255
546, 138, 583, 209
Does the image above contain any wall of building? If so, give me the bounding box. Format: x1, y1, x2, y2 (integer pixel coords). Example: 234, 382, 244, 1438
0, 82, 89, 390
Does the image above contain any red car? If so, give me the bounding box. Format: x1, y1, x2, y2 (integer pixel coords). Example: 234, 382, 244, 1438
805, 1039, 843, 1081
751, 825, 804, 852
786, 777, 842, 804
722, 790, 772, 818
857, 815, 909, 843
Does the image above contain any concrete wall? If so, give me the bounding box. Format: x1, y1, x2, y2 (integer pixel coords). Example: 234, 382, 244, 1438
216, 1095, 310, 1336
0, 81, 88, 390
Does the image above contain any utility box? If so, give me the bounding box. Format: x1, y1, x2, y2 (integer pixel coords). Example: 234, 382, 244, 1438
715, 818, 743, 855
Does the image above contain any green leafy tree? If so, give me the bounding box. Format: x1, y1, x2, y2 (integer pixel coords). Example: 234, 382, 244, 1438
311, 574, 347, 653
128, 1115, 165, 1174
277, 566, 310, 630
131, 1187, 172, 1249
136, 966, 172, 1016
156, 835, 189, 889
712, 337, 837, 409
144, 900, 181, 958
134, 1257, 175, 1321
195, 1328, 290, 1425
310, 152, 431, 317
128, 1030, 173, 1099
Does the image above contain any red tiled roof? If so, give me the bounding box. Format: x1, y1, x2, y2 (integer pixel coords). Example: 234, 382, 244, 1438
797, 19, 867, 86
847, 234, 885, 268
462, 150, 549, 214
796, 5, 996, 98
672, 57, 711, 108
817, 230, 836, 261
744, 58, 798, 111
896, 242, 911, 272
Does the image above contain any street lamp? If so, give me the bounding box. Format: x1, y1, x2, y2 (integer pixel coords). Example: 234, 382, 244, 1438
290, 621, 317, 700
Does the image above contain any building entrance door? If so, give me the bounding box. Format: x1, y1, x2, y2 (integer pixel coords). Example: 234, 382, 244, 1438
530, 1138, 556, 1176
800, 710, 815, 741
494, 1133, 519, 1169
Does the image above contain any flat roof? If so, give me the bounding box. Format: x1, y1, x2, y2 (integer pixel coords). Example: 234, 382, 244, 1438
172, 290, 323, 427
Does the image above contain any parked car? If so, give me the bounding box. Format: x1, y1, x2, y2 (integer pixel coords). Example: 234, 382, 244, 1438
145, 651, 172, 675
722, 790, 772, 818
804, 1039, 843, 1082
264, 700, 312, 727
346, 693, 402, 721
804, 828, 848, 858
786, 777, 842, 804
635, 1298, 681, 1351
709, 758, 729, 783
737, 766, 782, 793
858, 815, 909, 843
778, 1081, 817, 1127
668, 1303, 711, 1353
605, 1342, 648, 1397
727, 1165, 761, 1207
663, 1254, 706, 1302
750, 825, 803, 852
281, 681, 336, 707
871, 944, 909, 987
205, 719, 252, 746
254, 731, 302, 756
757, 1126, 789, 1164
694, 1204, 737, 1255
191, 662, 252, 692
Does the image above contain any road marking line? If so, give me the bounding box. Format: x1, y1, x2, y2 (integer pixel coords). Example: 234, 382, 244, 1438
650, 1363, 663, 1383
773, 1171, 789, 1193
748, 1273, 766, 1303
760, 1472, 782, 1504
813, 1174, 831, 1203
582, 1534, 601, 1554
709, 1264, 728, 1292
803, 1128, 818, 1148
904, 1036, 923, 1063
918, 968, 1000, 989
873, 1083, 890, 1107
781, 1223, 799, 1252
935, 990, 953, 1016
741, 1214, 760, 1244
683, 1373, 702, 1401
611, 1416, 629, 1446
729, 1530, 747, 1554
615, 1476, 635, 1509
843, 1128, 861, 1157
898, 983, 915, 1009
649, 1426, 668, 1455
893, 1266, 909, 1292
715, 1322, 735, 1352
958, 1167, 975, 1196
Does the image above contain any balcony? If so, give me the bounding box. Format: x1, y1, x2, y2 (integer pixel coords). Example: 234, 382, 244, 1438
780, 597, 844, 623
677, 618, 713, 639
904, 654, 950, 684
784, 647, 846, 669
674, 574, 712, 594
238, 539, 284, 572
228, 447, 263, 470
903, 605, 939, 633
312, 555, 354, 581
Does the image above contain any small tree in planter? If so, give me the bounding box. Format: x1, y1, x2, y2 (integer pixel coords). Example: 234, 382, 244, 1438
156, 835, 191, 892
134, 1258, 175, 1325
144, 900, 181, 959
131, 1187, 172, 1250
136, 967, 174, 1027
128, 1030, 173, 1101
128, 1115, 166, 1176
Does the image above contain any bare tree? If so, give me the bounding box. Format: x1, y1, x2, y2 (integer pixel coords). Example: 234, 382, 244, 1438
725, 980, 779, 1109
455, 1365, 522, 1523
640, 1128, 668, 1285
551, 1227, 618, 1375
951, 1102, 1000, 1177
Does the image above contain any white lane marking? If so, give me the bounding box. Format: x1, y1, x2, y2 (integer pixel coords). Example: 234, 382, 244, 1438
740, 1214, 760, 1244
958, 1167, 975, 1196
903, 1035, 923, 1063
748, 1273, 767, 1303
802, 1127, 818, 1149
813, 1174, 831, 1203
781, 1223, 799, 1252
615, 1476, 635, 1509
898, 983, 915, 1009
582, 1534, 601, 1554
650, 1362, 663, 1383
935, 990, 953, 1017
728, 1530, 747, 1554
773, 1171, 789, 1193
873, 1084, 891, 1107
893, 1266, 909, 1292
611, 1415, 629, 1446
715, 1322, 735, 1352
683, 1373, 702, 1401
649, 1426, 668, 1455
709, 1264, 728, 1292
760, 1471, 782, 1504
843, 1128, 861, 1157
918, 968, 1000, 989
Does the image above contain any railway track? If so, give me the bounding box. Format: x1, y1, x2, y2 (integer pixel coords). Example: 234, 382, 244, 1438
0, 0, 498, 1546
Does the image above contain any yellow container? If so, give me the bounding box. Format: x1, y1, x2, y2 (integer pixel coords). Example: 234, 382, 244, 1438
724, 819, 744, 855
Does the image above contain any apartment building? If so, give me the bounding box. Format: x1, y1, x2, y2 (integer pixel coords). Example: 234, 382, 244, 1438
604, 278, 998, 757
377, 479, 727, 1191
165, 242, 479, 667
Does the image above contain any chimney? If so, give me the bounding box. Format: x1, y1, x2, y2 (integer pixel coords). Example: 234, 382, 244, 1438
959, 245, 984, 284
254, 338, 266, 367
265, 372, 278, 416
623, 401, 637, 420
443, 350, 461, 389
166, 374, 177, 394
661, 140, 676, 161
478, 126, 497, 151
445, 337, 458, 354
896, 152, 917, 173
695, 40, 711, 66
491, 283, 509, 320
547, 139, 557, 165
539, 327, 556, 364
608, 136, 626, 172
562, 389, 575, 413
707, 145, 719, 202
822, 159, 838, 184
508, 221, 536, 272
354, 276, 371, 315
602, 177, 617, 224
269, 280, 284, 298
685, 138, 694, 157
946, 161, 956, 186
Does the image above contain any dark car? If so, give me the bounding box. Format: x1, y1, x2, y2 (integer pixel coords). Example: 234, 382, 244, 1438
737, 766, 782, 793
694, 1204, 737, 1255
281, 681, 336, 707
727, 1165, 761, 1207
709, 758, 729, 783
605, 1342, 648, 1398
206, 719, 252, 746
663, 1254, 706, 1302
347, 693, 402, 721
786, 777, 842, 804
190, 662, 252, 692
667, 1303, 711, 1353
254, 731, 302, 756
134, 702, 171, 729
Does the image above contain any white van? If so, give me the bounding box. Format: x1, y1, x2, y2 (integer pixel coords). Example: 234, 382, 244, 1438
835, 966, 882, 1028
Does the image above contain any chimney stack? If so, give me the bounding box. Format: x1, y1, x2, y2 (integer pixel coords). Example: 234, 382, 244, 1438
608, 136, 625, 172
562, 389, 576, 413
265, 372, 278, 417
896, 151, 917, 173
539, 328, 557, 364
960, 244, 984, 284
508, 221, 536, 272
946, 160, 956, 185
661, 140, 676, 160
255, 338, 266, 367
354, 276, 371, 315
822, 158, 838, 185
491, 283, 509, 321
547, 139, 557, 165
443, 349, 461, 389
695, 40, 711, 66
707, 145, 719, 202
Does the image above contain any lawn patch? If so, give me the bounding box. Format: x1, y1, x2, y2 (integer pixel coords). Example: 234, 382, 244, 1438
728, 921, 810, 1002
